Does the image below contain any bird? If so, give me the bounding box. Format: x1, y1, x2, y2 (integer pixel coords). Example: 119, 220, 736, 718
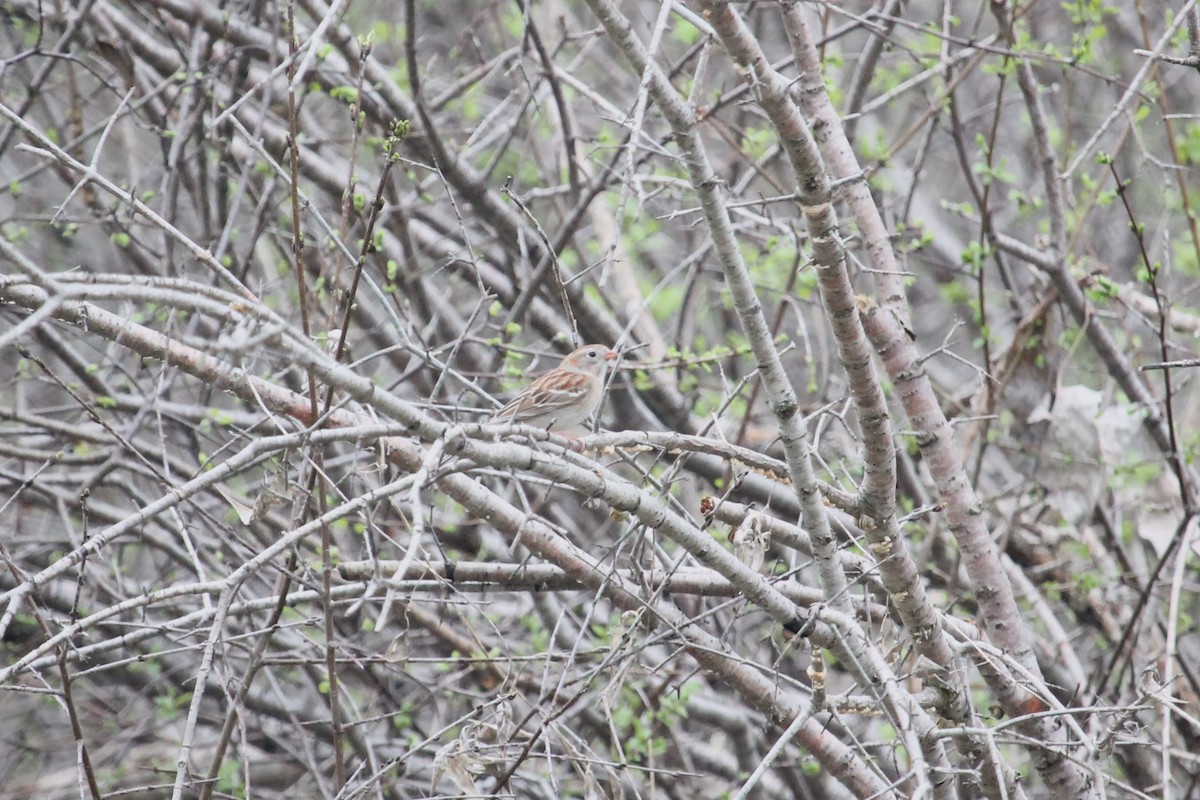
489, 344, 619, 434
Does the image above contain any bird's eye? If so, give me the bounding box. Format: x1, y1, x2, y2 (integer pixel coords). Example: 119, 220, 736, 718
587, 349, 597, 358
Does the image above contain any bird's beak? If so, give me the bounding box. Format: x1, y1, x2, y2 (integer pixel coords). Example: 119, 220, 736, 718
603, 350, 619, 361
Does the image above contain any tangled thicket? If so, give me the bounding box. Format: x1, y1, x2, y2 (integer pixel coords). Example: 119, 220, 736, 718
2, 1, 1200, 798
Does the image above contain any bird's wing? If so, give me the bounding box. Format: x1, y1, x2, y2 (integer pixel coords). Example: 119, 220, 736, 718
491, 370, 591, 421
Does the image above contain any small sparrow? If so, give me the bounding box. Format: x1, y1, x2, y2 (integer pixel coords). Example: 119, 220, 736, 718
490, 344, 618, 433
731, 511, 772, 574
